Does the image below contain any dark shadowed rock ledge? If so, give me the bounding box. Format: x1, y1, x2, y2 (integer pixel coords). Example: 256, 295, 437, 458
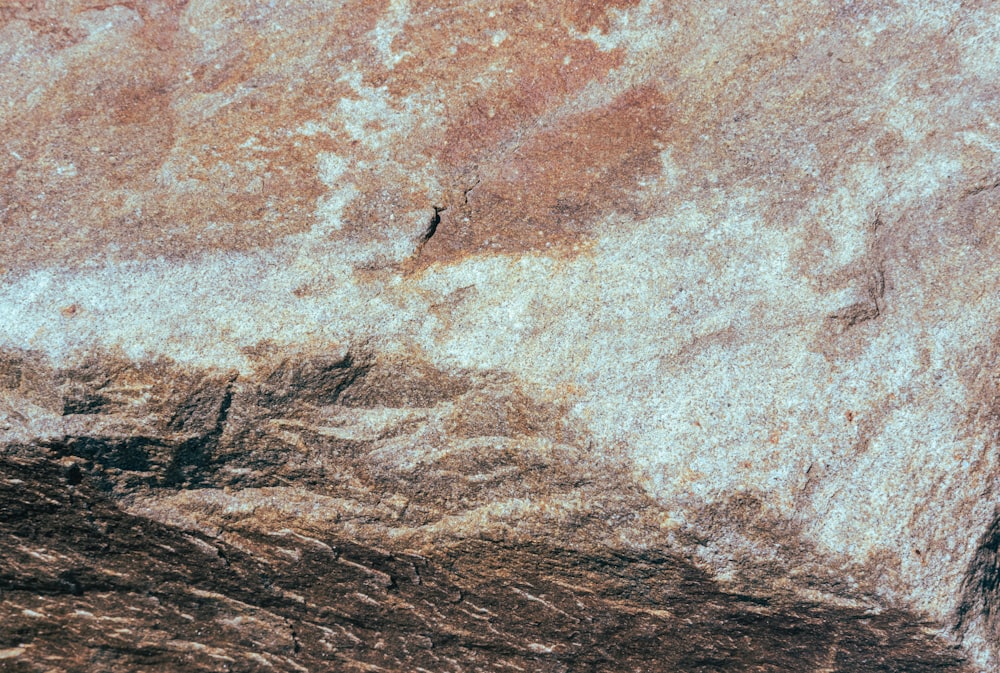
0, 455, 969, 673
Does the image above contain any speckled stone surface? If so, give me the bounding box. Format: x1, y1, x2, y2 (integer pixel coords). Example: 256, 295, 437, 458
2, 1, 1000, 671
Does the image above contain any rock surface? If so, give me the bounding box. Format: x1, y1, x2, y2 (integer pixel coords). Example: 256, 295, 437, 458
1, 0, 999, 670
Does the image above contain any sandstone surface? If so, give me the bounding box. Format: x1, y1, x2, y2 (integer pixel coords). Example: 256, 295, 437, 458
1, 1, 999, 671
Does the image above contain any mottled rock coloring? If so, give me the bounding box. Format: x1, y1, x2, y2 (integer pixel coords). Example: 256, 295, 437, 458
2, 1, 1000, 671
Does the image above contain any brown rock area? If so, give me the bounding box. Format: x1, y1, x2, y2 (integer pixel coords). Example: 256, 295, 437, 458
0, 457, 968, 673
0, 353, 970, 671
3, 0, 1000, 671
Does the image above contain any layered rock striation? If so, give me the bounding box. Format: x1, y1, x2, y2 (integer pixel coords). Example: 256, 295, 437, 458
2, 0, 1000, 670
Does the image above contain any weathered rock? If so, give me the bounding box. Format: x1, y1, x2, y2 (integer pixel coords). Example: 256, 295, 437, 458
0, 455, 970, 672
2, 0, 1000, 670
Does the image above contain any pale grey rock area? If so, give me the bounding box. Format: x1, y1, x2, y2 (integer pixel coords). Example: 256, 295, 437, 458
1, 1, 1000, 671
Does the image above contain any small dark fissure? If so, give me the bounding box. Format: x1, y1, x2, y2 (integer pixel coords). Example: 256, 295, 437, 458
422, 206, 446, 243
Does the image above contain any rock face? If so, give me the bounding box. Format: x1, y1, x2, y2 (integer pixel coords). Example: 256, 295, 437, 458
1, 1, 999, 670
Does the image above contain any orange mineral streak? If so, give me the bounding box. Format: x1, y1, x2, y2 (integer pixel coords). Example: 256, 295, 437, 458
415, 86, 672, 268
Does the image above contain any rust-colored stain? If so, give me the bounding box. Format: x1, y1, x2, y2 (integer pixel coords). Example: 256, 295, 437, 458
0, 0, 386, 270
0, 0, 652, 273
561, 0, 639, 34
342, 0, 641, 269
416, 86, 672, 268
0, 0, 953, 279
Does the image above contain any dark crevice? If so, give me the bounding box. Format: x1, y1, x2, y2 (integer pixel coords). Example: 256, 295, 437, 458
326, 356, 369, 406
422, 205, 446, 244
961, 178, 1000, 199
828, 218, 887, 331
287, 618, 302, 654
41, 435, 159, 474
165, 377, 235, 487
212, 379, 236, 433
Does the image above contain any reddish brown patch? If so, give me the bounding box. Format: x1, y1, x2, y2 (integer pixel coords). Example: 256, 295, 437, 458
320, 0, 642, 269
437, 43, 624, 167
132, 0, 188, 53
560, 0, 639, 34
0, 0, 662, 273
414, 86, 671, 268
109, 83, 172, 126
367, 12, 620, 178
0, 0, 387, 271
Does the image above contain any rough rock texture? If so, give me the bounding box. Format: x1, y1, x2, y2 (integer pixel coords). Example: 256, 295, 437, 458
2, 0, 1000, 670
0, 454, 969, 672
